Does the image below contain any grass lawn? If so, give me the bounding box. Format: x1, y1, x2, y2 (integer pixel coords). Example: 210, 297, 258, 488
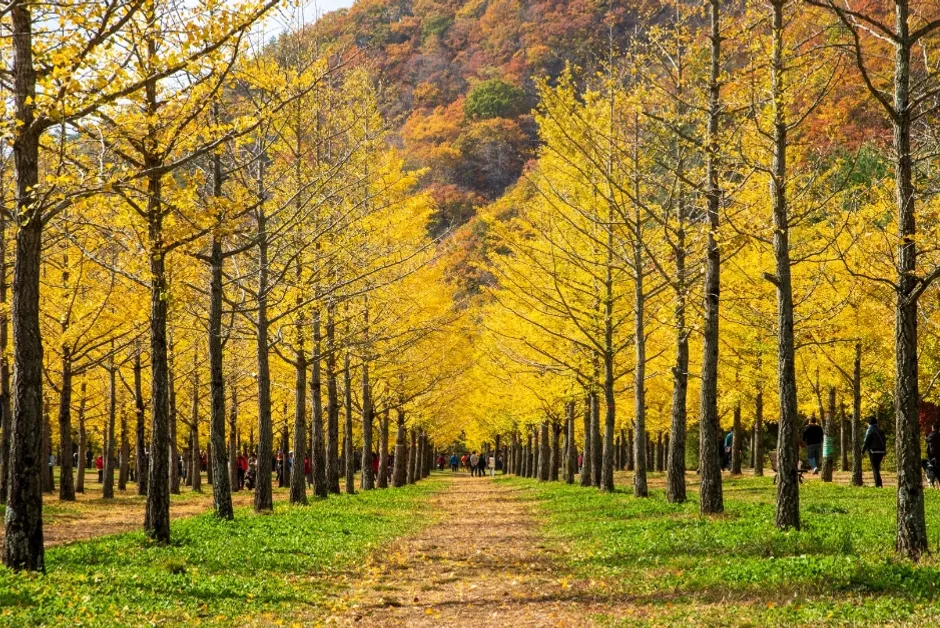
0, 479, 441, 627
502, 472, 940, 626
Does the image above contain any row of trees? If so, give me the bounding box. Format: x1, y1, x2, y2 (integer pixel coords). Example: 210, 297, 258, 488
0, 0, 468, 573
463, 0, 940, 562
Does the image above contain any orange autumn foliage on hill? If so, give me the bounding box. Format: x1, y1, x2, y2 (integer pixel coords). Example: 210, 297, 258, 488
312, 0, 646, 247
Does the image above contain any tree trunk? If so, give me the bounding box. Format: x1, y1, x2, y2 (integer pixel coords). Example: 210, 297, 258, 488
626, 427, 634, 471
580, 394, 592, 486
133, 351, 147, 496
377, 410, 389, 489
698, 0, 724, 516
207, 228, 232, 519
57, 354, 75, 501
310, 310, 327, 498
538, 421, 550, 481
821, 386, 836, 482
731, 404, 742, 475
75, 383, 87, 494
168, 354, 180, 495
344, 352, 355, 494
289, 342, 308, 505
191, 426, 202, 493
0, 208, 10, 507
591, 392, 602, 489
360, 362, 374, 491
407, 427, 417, 484
42, 404, 53, 493
4, 2, 45, 570
891, 1, 927, 560
118, 405, 128, 492
278, 418, 289, 488
852, 344, 863, 486
769, 0, 799, 530
631, 227, 646, 497
325, 303, 340, 494
254, 204, 274, 512
754, 388, 764, 476
565, 402, 576, 484
228, 382, 239, 491
840, 399, 850, 472
393, 408, 407, 487
142, 151, 171, 542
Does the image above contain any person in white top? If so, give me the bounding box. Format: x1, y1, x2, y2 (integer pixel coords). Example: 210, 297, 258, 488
488, 455, 496, 477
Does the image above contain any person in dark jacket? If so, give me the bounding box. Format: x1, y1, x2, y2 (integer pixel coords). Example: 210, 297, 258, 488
862, 417, 887, 488
925, 424, 940, 488
803, 416, 824, 474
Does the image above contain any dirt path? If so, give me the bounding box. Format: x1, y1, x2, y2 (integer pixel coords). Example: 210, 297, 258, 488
337, 474, 619, 626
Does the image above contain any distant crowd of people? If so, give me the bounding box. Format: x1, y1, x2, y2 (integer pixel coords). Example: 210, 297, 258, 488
439, 451, 501, 476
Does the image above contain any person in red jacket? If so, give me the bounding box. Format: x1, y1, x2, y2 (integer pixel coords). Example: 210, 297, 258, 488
237, 454, 248, 489
304, 457, 312, 488
95, 454, 104, 483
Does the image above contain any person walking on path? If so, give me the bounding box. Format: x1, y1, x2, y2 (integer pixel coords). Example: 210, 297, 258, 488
469, 451, 480, 477
95, 454, 103, 483
803, 416, 824, 474
437, 453, 446, 471
862, 417, 887, 488
450, 453, 459, 472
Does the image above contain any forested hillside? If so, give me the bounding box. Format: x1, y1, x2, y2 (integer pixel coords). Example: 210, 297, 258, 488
314, 0, 645, 285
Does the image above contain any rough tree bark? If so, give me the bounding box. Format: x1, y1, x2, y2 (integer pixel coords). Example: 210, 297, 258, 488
754, 388, 764, 476
891, 0, 928, 559
289, 323, 308, 505
325, 303, 340, 494
565, 402, 576, 484
698, 0, 724, 516
75, 383, 87, 494
852, 343, 863, 486
207, 224, 233, 519
133, 351, 147, 496
344, 352, 355, 494
821, 386, 836, 482
57, 348, 75, 501
4, 0, 45, 570
377, 410, 389, 489
769, 0, 799, 530
360, 358, 374, 491
0, 208, 9, 507
168, 353, 180, 495
538, 421, 550, 481
254, 202, 274, 512
310, 310, 327, 498
393, 407, 407, 487
580, 394, 592, 486
731, 404, 742, 475
591, 392, 602, 489
228, 382, 239, 492
407, 427, 416, 484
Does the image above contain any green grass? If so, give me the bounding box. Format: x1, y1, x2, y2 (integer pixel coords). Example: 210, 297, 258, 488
0, 480, 441, 627
501, 474, 940, 626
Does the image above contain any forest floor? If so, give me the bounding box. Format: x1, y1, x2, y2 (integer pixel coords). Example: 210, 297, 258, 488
502, 470, 940, 625
0, 476, 263, 548
334, 473, 626, 626
0, 478, 440, 627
